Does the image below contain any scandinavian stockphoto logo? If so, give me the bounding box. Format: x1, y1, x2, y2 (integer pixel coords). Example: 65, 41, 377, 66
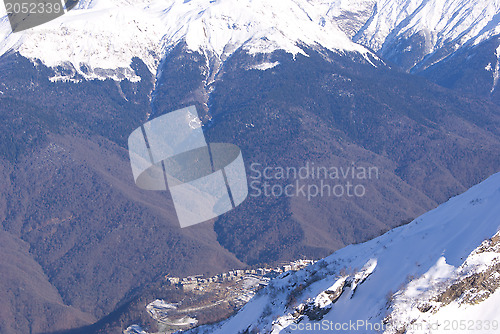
128, 106, 248, 228
3, 0, 79, 33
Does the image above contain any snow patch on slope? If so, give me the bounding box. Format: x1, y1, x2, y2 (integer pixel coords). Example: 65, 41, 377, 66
247, 61, 281, 71
491, 45, 500, 93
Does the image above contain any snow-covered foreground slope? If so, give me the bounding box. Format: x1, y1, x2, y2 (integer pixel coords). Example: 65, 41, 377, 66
187, 172, 500, 334
0, 0, 370, 81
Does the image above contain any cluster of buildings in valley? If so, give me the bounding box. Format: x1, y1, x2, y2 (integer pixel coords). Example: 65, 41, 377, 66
125, 259, 317, 334
164, 259, 316, 292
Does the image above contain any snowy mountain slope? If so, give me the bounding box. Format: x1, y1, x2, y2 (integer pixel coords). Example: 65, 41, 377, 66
414, 34, 500, 105
0, 1, 165, 81
352, 0, 500, 71
306, 0, 376, 38
1, 0, 499, 80
0, 0, 372, 82
186, 172, 500, 334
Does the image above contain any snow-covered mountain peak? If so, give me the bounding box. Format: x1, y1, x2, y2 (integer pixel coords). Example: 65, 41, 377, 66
2, 0, 498, 80
354, 0, 500, 70
150, 0, 367, 57
0, 0, 370, 82
0, 2, 166, 82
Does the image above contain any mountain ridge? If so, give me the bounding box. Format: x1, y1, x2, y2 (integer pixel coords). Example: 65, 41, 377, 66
2, 0, 500, 82
0, 0, 375, 82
